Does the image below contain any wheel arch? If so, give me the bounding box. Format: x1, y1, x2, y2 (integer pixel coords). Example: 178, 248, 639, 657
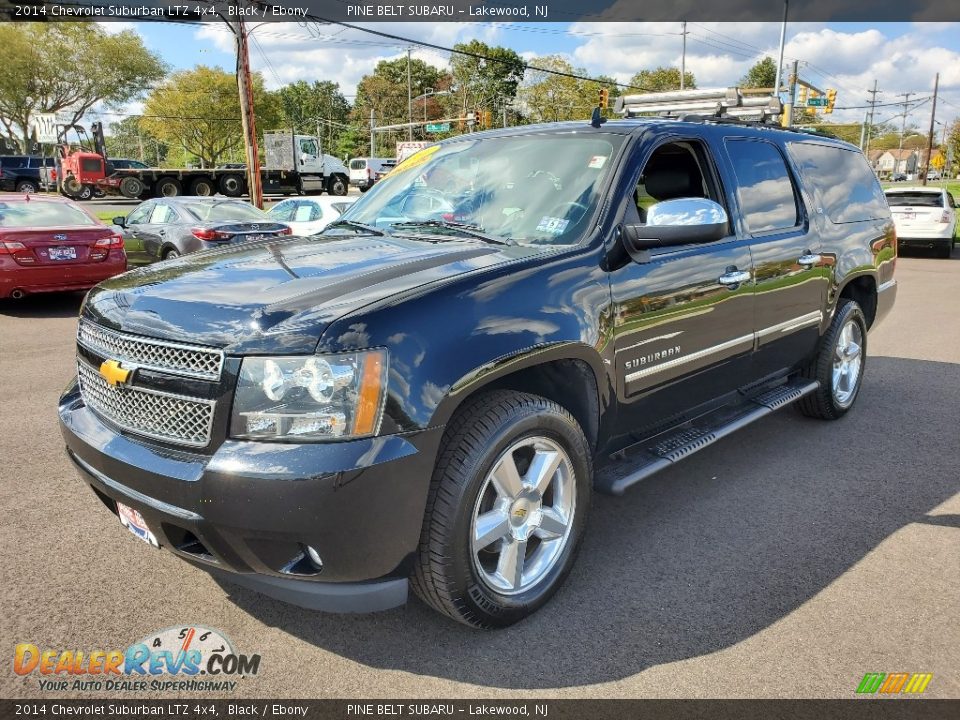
835, 273, 878, 329
429, 344, 605, 452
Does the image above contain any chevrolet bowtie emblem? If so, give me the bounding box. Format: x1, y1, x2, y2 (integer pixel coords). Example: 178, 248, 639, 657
99, 359, 131, 387
513, 508, 527, 519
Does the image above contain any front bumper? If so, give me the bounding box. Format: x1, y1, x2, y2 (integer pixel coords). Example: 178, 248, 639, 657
59, 379, 443, 612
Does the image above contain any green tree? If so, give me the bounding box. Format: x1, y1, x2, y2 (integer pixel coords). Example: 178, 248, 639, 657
947, 119, 960, 176
104, 116, 169, 166
628, 66, 696, 93
450, 40, 525, 118
518, 56, 595, 124
739, 57, 778, 89
140, 66, 279, 168
276, 80, 351, 155
0, 23, 166, 151
353, 57, 451, 154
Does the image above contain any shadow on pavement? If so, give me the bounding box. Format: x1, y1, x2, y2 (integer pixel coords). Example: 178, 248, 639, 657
213, 355, 960, 689
0, 292, 84, 319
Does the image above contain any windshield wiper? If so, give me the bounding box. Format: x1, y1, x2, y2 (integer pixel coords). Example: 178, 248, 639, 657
323, 220, 386, 236
390, 220, 514, 246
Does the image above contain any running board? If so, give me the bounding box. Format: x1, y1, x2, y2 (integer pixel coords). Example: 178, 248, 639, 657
594, 379, 819, 496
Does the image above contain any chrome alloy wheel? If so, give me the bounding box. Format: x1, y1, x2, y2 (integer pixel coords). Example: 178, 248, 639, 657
832, 319, 863, 408
470, 436, 577, 595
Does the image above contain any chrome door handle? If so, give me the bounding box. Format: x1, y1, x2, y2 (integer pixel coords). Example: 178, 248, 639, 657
798, 253, 821, 266
718, 270, 751, 286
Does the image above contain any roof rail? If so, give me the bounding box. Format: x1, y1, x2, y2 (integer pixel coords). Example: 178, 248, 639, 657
615, 87, 783, 124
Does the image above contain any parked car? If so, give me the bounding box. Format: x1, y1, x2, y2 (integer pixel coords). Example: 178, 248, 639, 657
891, 173, 907, 182
59, 118, 896, 628
0, 195, 126, 299
107, 159, 151, 171
349, 157, 394, 192
266, 196, 358, 235
884, 186, 957, 258
0, 156, 55, 194
112, 197, 291, 262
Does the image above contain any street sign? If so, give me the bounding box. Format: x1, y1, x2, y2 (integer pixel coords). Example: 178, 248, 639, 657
32, 114, 59, 143
425, 122, 450, 133
806, 97, 828, 107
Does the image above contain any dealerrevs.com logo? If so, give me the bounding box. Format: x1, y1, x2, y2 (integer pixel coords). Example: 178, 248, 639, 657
13, 625, 261, 693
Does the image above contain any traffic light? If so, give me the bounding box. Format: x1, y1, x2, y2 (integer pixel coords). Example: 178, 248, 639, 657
798, 86, 808, 105
483, 110, 492, 129
598, 87, 609, 112
825, 89, 837, 114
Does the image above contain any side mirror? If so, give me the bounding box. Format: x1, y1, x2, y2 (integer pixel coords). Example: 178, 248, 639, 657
112, 216, 126, 228
622, 198, 729, 256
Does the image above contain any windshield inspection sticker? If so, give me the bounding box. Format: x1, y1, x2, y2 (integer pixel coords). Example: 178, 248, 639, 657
588, 155, 608, 169
537, 216, 570, 234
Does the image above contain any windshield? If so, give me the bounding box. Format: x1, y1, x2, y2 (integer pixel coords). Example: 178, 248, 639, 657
336, 133, 623, 245
885, 192, 943, 207
0, 201, 96, 227
183, 201, 267, 222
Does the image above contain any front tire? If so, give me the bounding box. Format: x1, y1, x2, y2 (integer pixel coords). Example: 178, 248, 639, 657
327, 174, 348, 196
411, 391, 591, 628
798, 299, 867, 420
15, 180, 38, 194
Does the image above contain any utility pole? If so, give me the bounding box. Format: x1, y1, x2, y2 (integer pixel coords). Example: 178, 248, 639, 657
773, 0, 789, 98
921, 73, 939, 186
230, 8, 263, 209
896, 91, 915, 178
407, 48, 413, 141
859, 111, 869, 150
783, 59, 799, 127
865, 80, 881, 153
680, 21, 688, 90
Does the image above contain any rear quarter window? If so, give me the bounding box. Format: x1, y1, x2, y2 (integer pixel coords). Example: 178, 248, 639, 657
787, 142, 889, 224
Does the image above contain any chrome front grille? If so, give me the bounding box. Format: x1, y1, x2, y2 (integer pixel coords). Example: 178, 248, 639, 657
77, 360, 215, 448
78, 320, 223, 381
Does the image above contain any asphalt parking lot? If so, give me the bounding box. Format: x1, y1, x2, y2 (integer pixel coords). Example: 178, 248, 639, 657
1, 249, 958, 699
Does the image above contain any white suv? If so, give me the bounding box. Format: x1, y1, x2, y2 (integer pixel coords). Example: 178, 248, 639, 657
885, 186, 957, 258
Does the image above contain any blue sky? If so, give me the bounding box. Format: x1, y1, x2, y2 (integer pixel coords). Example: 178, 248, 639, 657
100, 20, 960, 130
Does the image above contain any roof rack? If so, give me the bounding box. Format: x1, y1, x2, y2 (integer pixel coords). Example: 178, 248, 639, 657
615, 87, 783, 124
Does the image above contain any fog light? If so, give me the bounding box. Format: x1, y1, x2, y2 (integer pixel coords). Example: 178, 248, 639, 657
306, 546, 324, 570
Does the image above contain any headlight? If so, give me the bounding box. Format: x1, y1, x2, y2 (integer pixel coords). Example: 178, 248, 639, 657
230, 350, 388, 441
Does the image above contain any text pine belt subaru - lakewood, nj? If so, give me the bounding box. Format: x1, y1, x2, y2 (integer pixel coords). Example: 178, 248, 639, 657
59, 113, 896, 628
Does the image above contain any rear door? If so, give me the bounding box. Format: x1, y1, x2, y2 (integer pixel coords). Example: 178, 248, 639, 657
721, 137, 826, 377
609, 136, 756, 440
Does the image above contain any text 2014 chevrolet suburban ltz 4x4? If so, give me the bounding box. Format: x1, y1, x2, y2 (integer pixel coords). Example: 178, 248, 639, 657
59, 118, 896, 628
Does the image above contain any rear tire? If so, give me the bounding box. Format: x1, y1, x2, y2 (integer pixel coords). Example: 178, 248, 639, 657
937, 241, 952, 259
162, 247, 180, 260
797, 299, 867, 420
219, 173, 244, 197
411, 391, 591, 628
15, 180, 37, 194
154, 177, 181, 198
76, 185, 94, 201
189, 177, 216, 197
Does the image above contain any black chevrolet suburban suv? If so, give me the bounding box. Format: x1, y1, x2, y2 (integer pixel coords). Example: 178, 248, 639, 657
59, 118, 897, 628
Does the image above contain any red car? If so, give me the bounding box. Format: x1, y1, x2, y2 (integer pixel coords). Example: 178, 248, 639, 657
0, 194, 126, 299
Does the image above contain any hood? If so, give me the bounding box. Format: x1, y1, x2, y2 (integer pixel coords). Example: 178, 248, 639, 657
82, 234, 535, 354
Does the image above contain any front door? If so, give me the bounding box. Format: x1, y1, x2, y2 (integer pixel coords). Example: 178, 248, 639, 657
720, 137, 827, 377
609, 138, 755, 441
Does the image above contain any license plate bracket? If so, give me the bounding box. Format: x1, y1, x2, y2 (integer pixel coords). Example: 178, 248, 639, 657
117, 502, 159, 547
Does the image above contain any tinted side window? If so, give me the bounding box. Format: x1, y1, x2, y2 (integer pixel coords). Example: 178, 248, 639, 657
1, 157, 27, 169
788, 142, 889, 223
724, 139, 798, 234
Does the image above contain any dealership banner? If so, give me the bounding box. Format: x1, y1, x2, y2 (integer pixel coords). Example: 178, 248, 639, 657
2, 700, 960, 719
1, 0, 959, 23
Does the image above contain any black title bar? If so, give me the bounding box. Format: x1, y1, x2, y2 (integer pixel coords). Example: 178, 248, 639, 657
1, 0, 959, 23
